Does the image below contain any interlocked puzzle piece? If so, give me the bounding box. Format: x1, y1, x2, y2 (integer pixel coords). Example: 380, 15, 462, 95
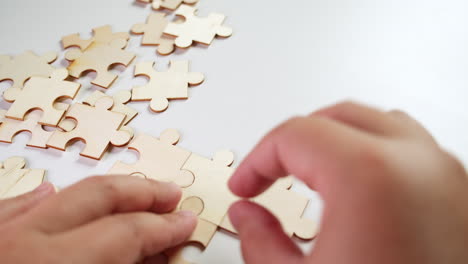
131, 13, 176, 55
47, 97, 134, 160
219, 179, 318, 240
131, 60, 204, 112
166, 219, 218, 264
137, 0, 198, 10
0, 156, 45, 199
3, 69, 81, 127
83, 90, 137, 125
0, 110, 53, 149
179, 150, 238, 226
65, 39, 136, 88
0, 50, 57, 89
108, 129, 194, 187
164, 5, 233, 48
62, 25, 130, 51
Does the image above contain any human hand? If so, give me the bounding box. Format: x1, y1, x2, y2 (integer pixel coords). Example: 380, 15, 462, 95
228, 102, 468, 264
0, 176, 196, 264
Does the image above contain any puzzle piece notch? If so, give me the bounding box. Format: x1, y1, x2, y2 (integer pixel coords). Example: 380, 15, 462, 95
108, 129, 194, 187
62, 25, 130, 50
152, 0, 199, 11
83, 90, 137, 125
0, 157, 28, 197
3, 69, 81, 127
131, 13, 176, 55
47, 97, 134, 160
132, 60, 205, 112
65, 39, 135, 88
164, 5, 233, 48
0, 110, 53, 148
0, 51, 57, 89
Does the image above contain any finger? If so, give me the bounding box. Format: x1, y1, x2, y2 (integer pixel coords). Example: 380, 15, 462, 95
388, 110, 438, 144
25, 176, 182, 233
229, 116, 379, 197
313, 101, 402, 137
56, 211, 196, 263
0, 182, 55, 224
140, 254, 167, 264
229, 201, 303, 264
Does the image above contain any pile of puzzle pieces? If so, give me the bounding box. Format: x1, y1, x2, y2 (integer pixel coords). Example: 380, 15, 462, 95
0, 1, 316, 263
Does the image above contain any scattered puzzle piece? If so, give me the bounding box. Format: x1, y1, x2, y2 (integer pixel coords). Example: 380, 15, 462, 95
131, 13, 176, 55
0, 110, 53, 148
0, 51, 57, 89
47, 97, 134, 160
164, 5, 233, 48
0, 157, 28, 197
2, 168, 45, 199
137, 0, 198, 10
65, 39, 135, 88
3, 69, 81, 127
132, 61, 204, 112
62, 25, 130, 51
108, 129, 194, 187
83, 90, 137, 125
179, 150, 237, 226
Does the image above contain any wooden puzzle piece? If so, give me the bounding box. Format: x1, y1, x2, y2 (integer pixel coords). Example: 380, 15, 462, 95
47, 97, 134, 160
164, 5, 233, 48
131, 13, 176, 55
179, 150, 238, 226
137, 0, 198, 10
108, 129, 194, 187
132, 61, 204, 112
0, 157, 28, 197
3, 69, 81, 127
62, 25, 130, 51
0, 51, 57, 89
166, 218, 218, 264
219, 179, 317, 240
2, 168, 45, 199
0, 110, 53, 148
65, 40, 136, 88
83, 90, 137, 125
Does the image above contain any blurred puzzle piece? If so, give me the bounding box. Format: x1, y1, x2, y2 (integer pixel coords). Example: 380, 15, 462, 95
0, 156, 45, 199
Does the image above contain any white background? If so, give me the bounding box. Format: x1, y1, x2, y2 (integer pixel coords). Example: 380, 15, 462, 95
1, 0, 468, 263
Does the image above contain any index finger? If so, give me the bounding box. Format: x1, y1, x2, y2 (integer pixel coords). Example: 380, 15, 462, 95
228, 116, 380, 198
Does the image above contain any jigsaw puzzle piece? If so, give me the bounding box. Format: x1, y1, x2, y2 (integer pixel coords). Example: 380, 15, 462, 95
179, 150, 237, 226
132, 60, 204, 112
65, 40, 135, 88
62, 25, 130, 50
0, 51, 57, 89
0, 110, 53, 148
164, 5, 233, 48
108, 129, 194, 187
0, 157, 28, 197
131, 13, 176, 55
3, 69, 81, 127
2, 169, 45, 199
47, 97, 133, 160
166, 218, 218, 264
152, 0, 199, 11
83, 90, 137, 125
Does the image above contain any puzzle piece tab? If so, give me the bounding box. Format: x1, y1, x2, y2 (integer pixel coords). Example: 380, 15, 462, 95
0, 51, 57, 89
108, 129, 194, 187
62, 25, 130, 51
3, 69, 81, 127
83, 90, 137, 125
65, 40, 135, 88
164, 5, 233, 48
0, 110, 53, 148
131, 61, 204, 112
131, 13, 175, 55
47, 97, 133, 160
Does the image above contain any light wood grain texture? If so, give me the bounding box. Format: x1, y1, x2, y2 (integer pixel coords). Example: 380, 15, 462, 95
47, 97, 133, 160
0, 51, 57, 89
3, 69, 81, 127
0, 157, 28, 197
131, 60, 204, 112
164, 5, 233, 48
108, 129, 194, 187
83, 90, 137, 125
62, 25, 130, 51
131, 13, 175, 55
0, 110, 53, 149
2, 169, 45, 199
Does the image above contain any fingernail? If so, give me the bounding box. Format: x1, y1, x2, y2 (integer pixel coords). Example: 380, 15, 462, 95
177, 210, 196, 218
166, 182, 182, 194
34, 182, 53, 196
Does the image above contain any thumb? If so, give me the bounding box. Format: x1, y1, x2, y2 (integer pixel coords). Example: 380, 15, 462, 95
0, 182, 56, 224
229, 201, 304, 264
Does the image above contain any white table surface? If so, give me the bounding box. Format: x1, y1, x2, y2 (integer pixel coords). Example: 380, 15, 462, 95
1, 0, 468, 263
